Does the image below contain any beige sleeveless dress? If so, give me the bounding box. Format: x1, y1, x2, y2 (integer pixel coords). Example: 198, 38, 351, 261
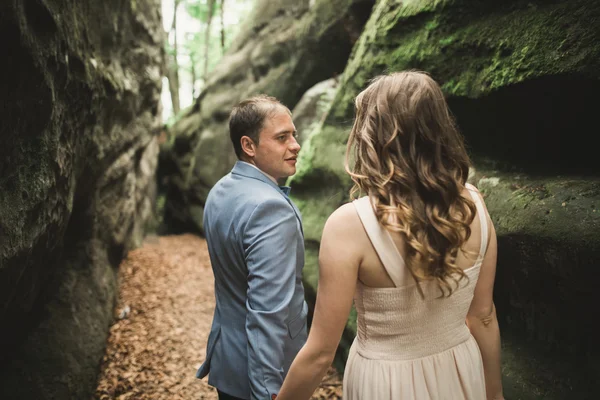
343, 185, 488, 400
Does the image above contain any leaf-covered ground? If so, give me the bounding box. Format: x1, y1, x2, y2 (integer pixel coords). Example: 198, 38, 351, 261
94, 234, 342, 399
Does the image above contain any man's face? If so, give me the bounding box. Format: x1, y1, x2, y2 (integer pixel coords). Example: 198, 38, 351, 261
252, 109, 300, 181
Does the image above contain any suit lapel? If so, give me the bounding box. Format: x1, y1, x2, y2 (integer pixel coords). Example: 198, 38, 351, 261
232, 161, 303, 235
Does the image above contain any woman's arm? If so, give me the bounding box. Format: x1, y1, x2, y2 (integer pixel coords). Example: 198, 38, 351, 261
276, 204, 362, 400
466, 206, 504, 400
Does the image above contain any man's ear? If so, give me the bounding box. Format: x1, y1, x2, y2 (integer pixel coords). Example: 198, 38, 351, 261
240, 136, 256, 158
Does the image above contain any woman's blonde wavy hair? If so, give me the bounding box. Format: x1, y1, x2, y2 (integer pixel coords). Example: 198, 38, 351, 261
345, 71, 476, 297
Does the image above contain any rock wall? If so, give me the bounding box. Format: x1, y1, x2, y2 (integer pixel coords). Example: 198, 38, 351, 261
291, 78, 339, 145
471, 167, 599, 398
0, 0, 163, 398
160, 0, 375, 234
289, 0, 600, 398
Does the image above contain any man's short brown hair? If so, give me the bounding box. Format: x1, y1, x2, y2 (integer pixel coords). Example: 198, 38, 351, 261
229, 95, 291, 159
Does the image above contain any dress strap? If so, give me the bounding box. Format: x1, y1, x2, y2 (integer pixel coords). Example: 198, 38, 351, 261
352, 197, 405, 288
466, 183, 489, 262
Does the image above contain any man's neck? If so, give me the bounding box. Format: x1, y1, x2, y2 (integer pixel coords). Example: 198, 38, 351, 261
239, 160, 278, 184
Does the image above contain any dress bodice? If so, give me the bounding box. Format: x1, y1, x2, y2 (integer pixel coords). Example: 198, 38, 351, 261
354, 266, 480, 360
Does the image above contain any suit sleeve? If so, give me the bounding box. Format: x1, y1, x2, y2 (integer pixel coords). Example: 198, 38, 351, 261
243, 198, 299, 400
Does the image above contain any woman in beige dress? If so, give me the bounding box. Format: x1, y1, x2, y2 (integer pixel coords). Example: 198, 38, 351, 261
277, 71, 504, 400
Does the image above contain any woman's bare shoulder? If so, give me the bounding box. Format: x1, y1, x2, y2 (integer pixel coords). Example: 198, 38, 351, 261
324, 201, 362, 233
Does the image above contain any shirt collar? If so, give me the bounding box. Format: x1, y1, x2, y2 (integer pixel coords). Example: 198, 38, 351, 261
279, 185, 291, 196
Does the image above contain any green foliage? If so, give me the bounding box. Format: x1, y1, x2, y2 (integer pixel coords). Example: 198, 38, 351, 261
184, 0, 221, 22
163, 0, 254, 119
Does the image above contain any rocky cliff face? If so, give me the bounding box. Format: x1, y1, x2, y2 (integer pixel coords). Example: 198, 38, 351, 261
160, 0, 375, 234
0, 0, 163, 398
289, 0, 600, 398
291, 78, 339, 146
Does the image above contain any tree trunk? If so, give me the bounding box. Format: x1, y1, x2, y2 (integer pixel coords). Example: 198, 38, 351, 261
190, 51, 197, 99
167, 61, 180, 115
168, 0, 181, 115
220, 0, 226, 52
203, 0, 216, 81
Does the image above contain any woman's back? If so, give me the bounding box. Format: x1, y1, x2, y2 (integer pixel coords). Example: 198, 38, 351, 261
356, 186, 487, 289
342, 184, 489, 399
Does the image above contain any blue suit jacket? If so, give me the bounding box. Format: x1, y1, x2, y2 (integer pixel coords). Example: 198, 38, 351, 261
197, 161, 308, 400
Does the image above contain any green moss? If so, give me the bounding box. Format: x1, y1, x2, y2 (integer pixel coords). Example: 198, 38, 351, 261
328, 0, 600, 121
289, 129, 318, 185
438, 35, 455, 46
425, 19, 439, 31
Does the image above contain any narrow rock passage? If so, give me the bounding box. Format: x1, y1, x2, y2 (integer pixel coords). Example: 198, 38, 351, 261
94, 234, 342, 399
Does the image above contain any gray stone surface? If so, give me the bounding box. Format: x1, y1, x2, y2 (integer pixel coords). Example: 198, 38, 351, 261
292, 78, 339, 145
0, 0, 163, 397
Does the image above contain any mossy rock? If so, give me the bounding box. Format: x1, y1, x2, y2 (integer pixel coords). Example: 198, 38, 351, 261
0, 0, 163, 398
471, 167, 599, 398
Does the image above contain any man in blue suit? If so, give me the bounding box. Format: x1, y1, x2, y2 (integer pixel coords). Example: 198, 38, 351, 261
197, 95, 307, 400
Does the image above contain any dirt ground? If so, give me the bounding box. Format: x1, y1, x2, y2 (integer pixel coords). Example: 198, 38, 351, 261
94, 234, 342, 399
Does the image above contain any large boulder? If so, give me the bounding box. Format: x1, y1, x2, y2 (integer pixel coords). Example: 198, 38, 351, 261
161, 0, 376, 233
0, 0, 163, 398
289, 0, 600, 398
470, 167, 599, 399
291, 77, 339, 145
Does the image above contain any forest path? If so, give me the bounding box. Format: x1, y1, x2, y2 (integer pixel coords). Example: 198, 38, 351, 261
94, 234, 342, 399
